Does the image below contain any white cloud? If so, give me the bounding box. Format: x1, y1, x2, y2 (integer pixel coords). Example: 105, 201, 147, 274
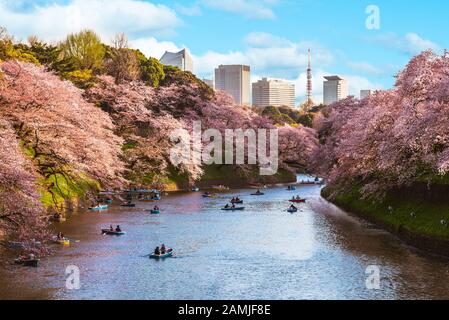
201, 0, 279, 19
346, 61, 385, 76
176, 3, 202, 16
193, 33, 334, 79
368, 32, 441, 56
130, 37, 183, 59
0, 0, 181, 43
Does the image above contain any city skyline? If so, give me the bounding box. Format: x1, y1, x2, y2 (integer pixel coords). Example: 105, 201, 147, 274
1, 0, 447, 103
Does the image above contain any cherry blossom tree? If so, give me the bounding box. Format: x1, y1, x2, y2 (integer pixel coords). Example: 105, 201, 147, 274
0, 61, 125, 204
0, 119, 48, 251
313, 51, 449, 198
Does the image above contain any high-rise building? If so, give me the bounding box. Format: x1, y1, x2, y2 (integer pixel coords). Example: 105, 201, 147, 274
323, 76, 348, 105
360, 90, 372, 99
306, 49, 313, 106
252, 78, 295, 109
159, 49, 193, 73
214, 65, 251, 106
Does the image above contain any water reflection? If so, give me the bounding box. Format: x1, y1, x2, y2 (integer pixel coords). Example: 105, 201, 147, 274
1, 176, 449, 300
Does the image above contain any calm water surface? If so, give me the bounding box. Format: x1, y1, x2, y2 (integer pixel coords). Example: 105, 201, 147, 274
1, 175, 449, 300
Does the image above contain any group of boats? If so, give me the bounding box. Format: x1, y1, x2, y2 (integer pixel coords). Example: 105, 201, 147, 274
201, 186, 308, 213
14, 179, 321, 268
88, 190, 162, 212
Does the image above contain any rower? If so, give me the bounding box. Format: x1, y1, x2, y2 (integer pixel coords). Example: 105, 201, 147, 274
161, 244, 166, 254
116, 225, 122, 232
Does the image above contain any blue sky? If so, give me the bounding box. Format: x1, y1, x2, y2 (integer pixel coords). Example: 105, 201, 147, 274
0, 0, 447, 103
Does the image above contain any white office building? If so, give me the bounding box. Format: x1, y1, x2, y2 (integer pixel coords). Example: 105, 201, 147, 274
323, 76, 349, 105
214, 65, 251, 106
159, 49, 193, 73
252, 78, 295, 109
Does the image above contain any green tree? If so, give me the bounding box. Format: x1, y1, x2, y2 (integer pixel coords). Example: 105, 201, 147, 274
59, 30, 105, 71
161, 65, 213, 100
136, 51, 165, 87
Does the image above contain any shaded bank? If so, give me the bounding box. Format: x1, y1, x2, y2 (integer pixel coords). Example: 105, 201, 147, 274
166, 165, 297, 191
322, 186, 449, 258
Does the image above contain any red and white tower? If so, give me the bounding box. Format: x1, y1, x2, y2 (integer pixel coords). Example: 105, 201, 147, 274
306, 49, 313, 107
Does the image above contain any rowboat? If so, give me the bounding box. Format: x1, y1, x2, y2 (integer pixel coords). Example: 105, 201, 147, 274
89, 204, 108, 211
231, 200, 243, 204
150, 210, 160, 215
287, 208, 298, 213
52, 237, 70, 245
150, 249, 173, 259
289, 199, 306, 203
221, 207, 245, 211
121, 203, 136, 208
202, 194, 218, 198
101, 229, 126, 236
14, 257, 40, 268
192, 187, 200, 192
286, 187, 297, 191
251, 192, 264, 196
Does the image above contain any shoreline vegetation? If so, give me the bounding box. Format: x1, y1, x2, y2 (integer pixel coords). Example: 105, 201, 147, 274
322, 186, 449, 258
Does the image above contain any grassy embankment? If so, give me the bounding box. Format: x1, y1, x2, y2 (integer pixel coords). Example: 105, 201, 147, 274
323, 183, 449, 256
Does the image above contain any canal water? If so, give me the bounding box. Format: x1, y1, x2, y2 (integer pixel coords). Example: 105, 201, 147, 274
1, 175, 449, 300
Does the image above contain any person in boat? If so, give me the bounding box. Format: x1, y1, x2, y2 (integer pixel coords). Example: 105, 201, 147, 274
110, 225, 114, 231
154, 246, 160, 255
115, 225, 122, 232
161, 244, 166, 254
236, 197, 241, 202
296, 196, 301, 200
224, 204, 230, 209
154, 205, 159, 211
290, 205, 297, 210
231, 197, 235, 202
231, 203, 236, 208
256, 189, 261, 194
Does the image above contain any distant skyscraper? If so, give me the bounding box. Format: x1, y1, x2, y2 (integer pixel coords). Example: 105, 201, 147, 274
214, 65, 251, 106
306, 49, 313, 106
159, 49, 193, 73
360, 90, 372, 99
323, 76, 349, 105
252, 78, 295, 109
